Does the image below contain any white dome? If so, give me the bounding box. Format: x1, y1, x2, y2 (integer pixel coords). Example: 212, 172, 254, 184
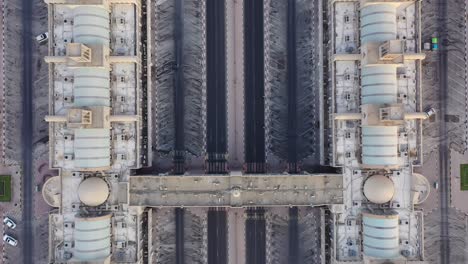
78, 177, 109, 206
363, 175, 395, 204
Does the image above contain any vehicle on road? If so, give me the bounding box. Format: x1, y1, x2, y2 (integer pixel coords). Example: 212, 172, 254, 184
2, 234, 18, 247
434, 181, 439, 190
3, 216, 16, 229
35, 32, 49, 43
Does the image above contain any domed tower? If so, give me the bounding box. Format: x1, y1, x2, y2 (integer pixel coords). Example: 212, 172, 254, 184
78, 177, 110, 207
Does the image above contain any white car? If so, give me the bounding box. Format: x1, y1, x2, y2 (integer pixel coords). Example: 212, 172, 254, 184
3, 216, 16, 229
425, 107, 436, 118
2, 234, 17, 247
36, 32, 49, 43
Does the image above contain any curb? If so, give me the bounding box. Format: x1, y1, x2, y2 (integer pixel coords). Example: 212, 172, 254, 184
1, 0, 7, 164
1, 213, 4, 264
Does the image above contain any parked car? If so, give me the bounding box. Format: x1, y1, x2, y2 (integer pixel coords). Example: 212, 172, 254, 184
431, 37, 439, 51
3, 216, 16, 229
36, 32, 49, 43
425, 107, 436, 118
434, 181, 439, 190
2, 234, 18, 247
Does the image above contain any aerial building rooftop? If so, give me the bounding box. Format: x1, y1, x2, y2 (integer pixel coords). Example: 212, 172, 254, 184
325, 0, 429, 262
43, 0, 151, 262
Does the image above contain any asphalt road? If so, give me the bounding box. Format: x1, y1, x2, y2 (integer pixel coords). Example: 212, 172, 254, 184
437, 0, 449, 263
21, 0, 34, 262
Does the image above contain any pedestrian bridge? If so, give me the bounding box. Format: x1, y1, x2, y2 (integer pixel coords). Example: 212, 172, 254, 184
129, 173, 343, 207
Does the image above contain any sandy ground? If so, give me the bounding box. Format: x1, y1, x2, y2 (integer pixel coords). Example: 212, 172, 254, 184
1, 0, 24, 262
3, 0, 23, 165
